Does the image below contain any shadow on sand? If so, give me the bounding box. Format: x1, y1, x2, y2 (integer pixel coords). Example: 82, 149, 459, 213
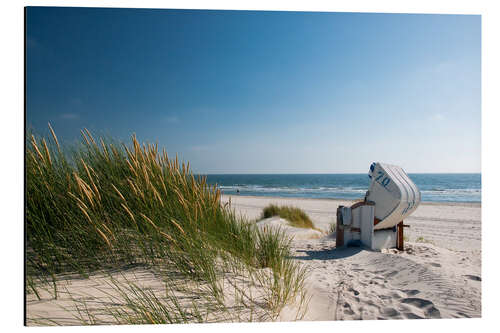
290, 245, 366, 261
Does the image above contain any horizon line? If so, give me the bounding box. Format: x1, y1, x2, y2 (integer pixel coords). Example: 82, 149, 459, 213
195, 172, 482, 175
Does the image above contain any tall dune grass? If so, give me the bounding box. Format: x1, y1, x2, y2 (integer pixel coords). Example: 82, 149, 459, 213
261, 204, 315, 229
26, 125, 307, 324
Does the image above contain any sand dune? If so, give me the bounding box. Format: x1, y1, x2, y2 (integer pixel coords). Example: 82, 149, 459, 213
256, 216, 324, 240
222, 195, 481, 251
224, 195, 481, 320
27, 195, 481, 324
280, 240, 481, 320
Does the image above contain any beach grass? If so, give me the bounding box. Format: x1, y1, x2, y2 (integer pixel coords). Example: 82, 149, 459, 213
328, 221, 336, 234
26, 125, 307, 324
415, 236, 433, 244
261, 204, 315, 229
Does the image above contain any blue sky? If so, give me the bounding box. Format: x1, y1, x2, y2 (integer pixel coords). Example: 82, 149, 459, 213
26, 7, 481, 174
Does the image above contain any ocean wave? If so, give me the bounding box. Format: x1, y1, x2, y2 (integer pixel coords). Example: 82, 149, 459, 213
219, 185, 480, 193
217, 185, 481, 201
421, 189, 481, 194
207, 174, 481, 202
219, 185, 367, 194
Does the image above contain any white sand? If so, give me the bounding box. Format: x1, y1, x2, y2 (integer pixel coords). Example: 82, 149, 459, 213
26, 195, 481, 324
223, 195, 481, 320
26, 266, 275, 325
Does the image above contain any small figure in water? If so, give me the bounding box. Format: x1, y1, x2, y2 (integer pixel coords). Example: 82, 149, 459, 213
236, 189, 240, 194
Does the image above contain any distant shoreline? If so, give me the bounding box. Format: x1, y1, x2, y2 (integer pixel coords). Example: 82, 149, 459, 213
221, 193, 481, 207
209, 173, 481, 204
202, 173, 482, 175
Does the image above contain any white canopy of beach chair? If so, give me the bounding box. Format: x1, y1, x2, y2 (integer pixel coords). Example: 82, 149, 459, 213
366, 162, 421, 230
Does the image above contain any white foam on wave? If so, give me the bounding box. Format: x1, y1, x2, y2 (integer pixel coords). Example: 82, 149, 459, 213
219, 185, 367, 194
217, 185, 481, 202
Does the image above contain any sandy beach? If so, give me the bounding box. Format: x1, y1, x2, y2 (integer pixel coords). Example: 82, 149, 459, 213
21, 5, 485, 329
222, 195, 481, 320
26, 195, 481, 324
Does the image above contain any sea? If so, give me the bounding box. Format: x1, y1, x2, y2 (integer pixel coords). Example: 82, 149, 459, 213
204, 173, 481, 203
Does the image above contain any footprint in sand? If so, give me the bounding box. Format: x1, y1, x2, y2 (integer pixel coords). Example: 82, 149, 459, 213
457, 311, 471, 318
400, 297, 441, 319
343, 302, 355, 316
385, 270, 398, 278
401, 289, 420, 296
348, 287, 360, 296
380, 307, 400, 318
463, 275, 481, 281
389, 291, 405, 299
402, 312, 424, 319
